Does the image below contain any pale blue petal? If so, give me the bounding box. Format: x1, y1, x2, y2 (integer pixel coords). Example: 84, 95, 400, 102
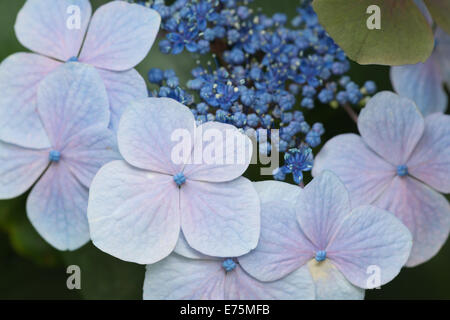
307, 259, 365, 300
375, 176, 450, 267
118, 97, 195, 175
358, 91, 425, 165
62, 126, 120, 188
15, 0, 91, 61
225, 264, 315, 300
0, 53, 57, 148
408, 113, 450, 193
239, 181, 314, 282
37, 63, 110, 149
79, 1, 161, 71
183, 122, 253, 182
88, 160, 180, 264
0, 141, 48, 199
390, 59, 447, 116
180, 177, 260, 257
96, 68, 148, 132
295, 171, 351, 250
144, 254, 225, 300
312, 134, 395, 207
27, 163, 90, 250
327, 205, 412, 289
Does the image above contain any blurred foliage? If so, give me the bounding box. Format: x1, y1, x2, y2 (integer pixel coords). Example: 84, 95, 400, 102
0, 0, 448, 299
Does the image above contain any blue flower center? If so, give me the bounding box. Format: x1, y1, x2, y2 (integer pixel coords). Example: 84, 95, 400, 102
397, 164, 408, 177
67, 56, 78, 63
49, 150, 61, 162
222, 258, 237, 272
315, 250, 326, 262
173, 172, 186, 187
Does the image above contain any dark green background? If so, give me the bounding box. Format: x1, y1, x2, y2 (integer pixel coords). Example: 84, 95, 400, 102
0, 0, 448, 299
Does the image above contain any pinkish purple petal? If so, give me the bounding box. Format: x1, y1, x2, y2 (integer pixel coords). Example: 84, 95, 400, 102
0, 141, 48, 199
27, 163, 90, 250
358, 91, 425, 165
183, 122, 253, 182
0, 53, 59, 148
407, 113, 450, 193
79, 1, 161, 71
312, 134, 396, 207
327, 205, 412, 289
180, 177, 260, 257
62, 126, 120, 188
37, 63, 110, 149
375, 176, 450, 267
239, 181, 314, 282
117, 97, 195, 175
88, 160, 180, 264
225, 264, 314, 300
295, 171, 351, 250
15, 0, 91, 61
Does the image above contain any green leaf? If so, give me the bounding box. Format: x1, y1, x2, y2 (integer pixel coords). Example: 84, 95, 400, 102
424, 0, 450, 35
313, 0, 434, 65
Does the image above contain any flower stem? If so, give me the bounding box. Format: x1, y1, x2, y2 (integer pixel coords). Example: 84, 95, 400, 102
342, 103, 358, 123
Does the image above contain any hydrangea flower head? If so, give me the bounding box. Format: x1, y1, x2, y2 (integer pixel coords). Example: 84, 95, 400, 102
0, 63, 119, 250
0, 0, 161, 149
143, 234, 314, 300
239, 172, 412, 299
87, 97, 260, 264
313, 91, 450, 266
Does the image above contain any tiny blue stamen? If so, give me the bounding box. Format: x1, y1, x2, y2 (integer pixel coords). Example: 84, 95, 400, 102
222, 258, 236, 272
49, 150, 61, 162
397, 164, 408, 177
67, 56, 78, 63
173, 172, 186, 187
315, 250, 326, 262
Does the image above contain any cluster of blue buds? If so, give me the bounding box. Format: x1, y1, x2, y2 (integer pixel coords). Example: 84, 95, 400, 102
133, 0, 377, 183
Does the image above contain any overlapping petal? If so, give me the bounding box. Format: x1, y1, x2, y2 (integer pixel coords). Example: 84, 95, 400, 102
0, 53, 59, 148
312, 134, 396, 207
79, 1, 161, 71
26, 163, 90, 250
118, 97, 195, 174
180, 177, 260, 257
239, 182, 314, 282
327, 205, 412, 288
96, 68, 148, 131
306, 259, 364, 300
375, 176, 450, 267
435, 28, 450, 86
390, 58, 447, 116
37, 63, 110, 148
358, 91, 425, 165
183, 122, 252, 182
295, 171, 351, 249
62, 126, 120, 188
0, 141, 48, 199
88, 161, 180, 264
15, 0, 91, 61
225, 264, 314, 300
407, 113, 450, 193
